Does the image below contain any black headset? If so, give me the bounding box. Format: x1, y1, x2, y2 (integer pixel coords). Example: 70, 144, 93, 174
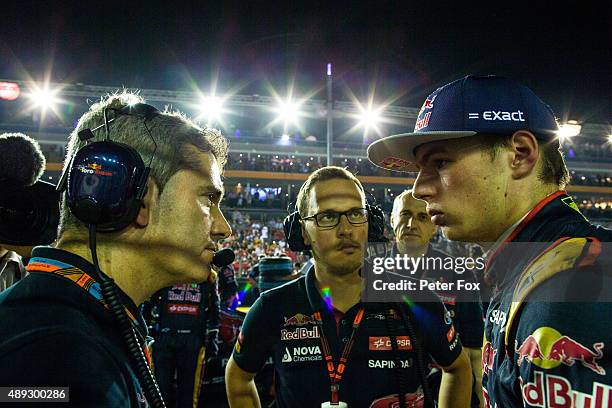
56, 103, 159, 231
283, 201, 388, 252
57, 102, 166, 408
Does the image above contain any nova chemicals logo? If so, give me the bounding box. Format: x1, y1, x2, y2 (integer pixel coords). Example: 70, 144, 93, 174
282, 346, 322, 363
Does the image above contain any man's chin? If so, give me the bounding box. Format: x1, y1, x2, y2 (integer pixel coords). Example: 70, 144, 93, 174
442, 225, 478, 243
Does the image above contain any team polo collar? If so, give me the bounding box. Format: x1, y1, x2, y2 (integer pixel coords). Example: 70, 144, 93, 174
304, 265, 331, 313
485, 190, 585, 286
28, 246, 140, 319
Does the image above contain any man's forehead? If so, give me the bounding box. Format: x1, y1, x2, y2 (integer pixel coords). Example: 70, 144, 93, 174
310, 179, 364, 209
191, 150, 224, 193
397, 193, 427, 212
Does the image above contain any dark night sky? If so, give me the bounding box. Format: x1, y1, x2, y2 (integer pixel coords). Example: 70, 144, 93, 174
1, 1, 610, 123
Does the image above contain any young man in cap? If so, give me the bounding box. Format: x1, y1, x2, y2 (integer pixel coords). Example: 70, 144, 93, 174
368, 75, 612, 407
226, 166, 472, 407
390, 190, 484, 406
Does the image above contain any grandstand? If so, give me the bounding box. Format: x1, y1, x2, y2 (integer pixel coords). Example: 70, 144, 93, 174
2, 79, 611, 244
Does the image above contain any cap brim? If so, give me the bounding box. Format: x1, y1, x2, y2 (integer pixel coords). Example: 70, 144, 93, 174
367, 131, 477, 172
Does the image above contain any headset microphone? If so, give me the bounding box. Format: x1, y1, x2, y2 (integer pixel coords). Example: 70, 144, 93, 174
213, 247, 235, 268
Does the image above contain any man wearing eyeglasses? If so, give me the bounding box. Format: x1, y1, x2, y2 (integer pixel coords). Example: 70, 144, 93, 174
225, 166, 472, 407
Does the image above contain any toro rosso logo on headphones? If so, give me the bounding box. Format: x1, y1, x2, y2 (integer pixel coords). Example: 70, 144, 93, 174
77, 163, 113, 177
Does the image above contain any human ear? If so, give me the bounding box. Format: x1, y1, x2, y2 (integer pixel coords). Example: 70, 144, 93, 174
509, 131, 539, 179
135, 177, 159, 227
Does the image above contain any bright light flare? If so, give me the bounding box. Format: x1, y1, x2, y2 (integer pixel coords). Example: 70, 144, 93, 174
357, 106, 382, 130
557, 120, 582, 141
23, 81, 66, 122
197, 95, 225, 125
27, 85, 60, 112
275, 99, 302, 127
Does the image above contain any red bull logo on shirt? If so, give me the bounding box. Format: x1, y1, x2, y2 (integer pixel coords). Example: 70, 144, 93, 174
283, 313, 316, 327
280, 326, 320, 341
521, 371, 611, 408
515, 327, 606, 375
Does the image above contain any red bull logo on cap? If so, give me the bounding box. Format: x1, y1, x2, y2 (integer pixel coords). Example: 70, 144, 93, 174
515, 327, 606, 375
379, 156, 413, 171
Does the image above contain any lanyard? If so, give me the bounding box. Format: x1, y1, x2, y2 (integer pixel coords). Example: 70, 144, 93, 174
26, 256, 151, 364
313, 307, 365, 404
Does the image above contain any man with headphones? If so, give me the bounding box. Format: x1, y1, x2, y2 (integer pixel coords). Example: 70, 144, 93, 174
0, 93, 231, 407
146, 278, 220, 408
225, 166, 472, 407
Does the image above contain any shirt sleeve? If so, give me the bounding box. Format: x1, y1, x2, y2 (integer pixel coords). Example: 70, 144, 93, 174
231, 293, 277, 373
512, 268, 612, 407
410, 290, 463, 368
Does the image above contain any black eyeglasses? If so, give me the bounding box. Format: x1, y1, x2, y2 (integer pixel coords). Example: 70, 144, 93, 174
302, 208, 368, 228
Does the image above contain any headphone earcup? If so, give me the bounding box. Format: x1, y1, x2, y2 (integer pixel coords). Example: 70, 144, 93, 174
283, 211, 311, 252
67, 141, 146, 231
367, 203, 388, 243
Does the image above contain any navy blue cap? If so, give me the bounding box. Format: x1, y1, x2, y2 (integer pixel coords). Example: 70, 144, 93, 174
367, 75, 560, 172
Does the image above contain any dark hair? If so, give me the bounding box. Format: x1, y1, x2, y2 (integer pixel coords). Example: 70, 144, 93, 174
479, 134, 570, 189
0, 133, 46, 186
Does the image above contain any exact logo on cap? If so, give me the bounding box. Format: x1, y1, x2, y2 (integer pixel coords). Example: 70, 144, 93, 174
468, 110, 525, 122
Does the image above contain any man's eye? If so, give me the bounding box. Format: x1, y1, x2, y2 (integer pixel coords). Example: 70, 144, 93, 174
435, 160, 449, 169
320, 213, 337, 221
202, 193, 217, 205
418, 213, 428, 221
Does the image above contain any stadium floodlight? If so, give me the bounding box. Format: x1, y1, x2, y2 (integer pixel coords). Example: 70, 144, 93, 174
607, 134, 612, 144
27, 84, 60, 113
281, 134, 290, 142
557, 120, 582, 141
198, 95, 225, 125
275, 99, 301, 127
356, 105, 382, 131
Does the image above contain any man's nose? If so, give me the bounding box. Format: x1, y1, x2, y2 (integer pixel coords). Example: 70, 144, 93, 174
337, 214, 354, 236
413, 170, 436, 202
211, 207, 232, 241
406, 217, 415, 230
